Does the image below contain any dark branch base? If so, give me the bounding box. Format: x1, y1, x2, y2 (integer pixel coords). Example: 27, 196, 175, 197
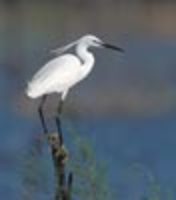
47, 132, 73, 200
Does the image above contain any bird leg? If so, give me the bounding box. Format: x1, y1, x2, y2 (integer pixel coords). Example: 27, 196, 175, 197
57, 99, 64, 115
38, 95, 48, 134
55, 116, 63, 138
55, 99, 64, 134
55, 90, 68, 135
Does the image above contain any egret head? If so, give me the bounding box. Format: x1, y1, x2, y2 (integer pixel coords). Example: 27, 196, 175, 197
79, 34, 103, 47
80, 34, 124, 52
52, 34, 124, 55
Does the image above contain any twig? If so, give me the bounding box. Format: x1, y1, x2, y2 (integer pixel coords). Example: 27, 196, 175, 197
47, 132, 73, 200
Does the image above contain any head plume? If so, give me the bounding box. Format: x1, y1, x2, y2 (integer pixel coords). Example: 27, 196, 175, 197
51, 39, 79, 55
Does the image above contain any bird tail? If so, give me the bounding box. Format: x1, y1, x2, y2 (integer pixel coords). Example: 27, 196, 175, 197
25, 82, 39, 99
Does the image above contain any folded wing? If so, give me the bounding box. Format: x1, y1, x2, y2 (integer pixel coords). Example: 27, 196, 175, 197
26, 54, 81, 98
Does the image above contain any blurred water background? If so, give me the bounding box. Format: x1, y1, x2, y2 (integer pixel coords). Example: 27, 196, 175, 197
1, 0, 176, 199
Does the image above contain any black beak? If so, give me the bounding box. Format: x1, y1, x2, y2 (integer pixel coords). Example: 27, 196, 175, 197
102, 43, 124, 53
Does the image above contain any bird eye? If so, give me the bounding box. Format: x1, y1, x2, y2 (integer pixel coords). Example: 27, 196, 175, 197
93, 39, 100, 45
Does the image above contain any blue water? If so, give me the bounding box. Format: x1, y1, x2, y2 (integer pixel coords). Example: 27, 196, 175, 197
77, 116, 176, 199
1, 111, 176, 199
2, 36, 176, 199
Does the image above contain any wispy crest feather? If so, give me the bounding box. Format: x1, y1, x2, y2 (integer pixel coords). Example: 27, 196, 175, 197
51, 39, 79, 55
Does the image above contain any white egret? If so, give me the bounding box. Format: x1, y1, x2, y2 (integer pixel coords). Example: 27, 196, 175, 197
26, 34, 124, 133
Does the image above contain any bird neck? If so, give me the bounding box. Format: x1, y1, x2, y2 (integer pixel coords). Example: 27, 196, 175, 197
76, 43, 95, 78
76, 43, 94, 66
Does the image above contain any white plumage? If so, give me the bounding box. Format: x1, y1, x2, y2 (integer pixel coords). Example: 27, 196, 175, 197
27, 54, 82, 99
26, 35, 100, 101
26, 34, 123, 133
